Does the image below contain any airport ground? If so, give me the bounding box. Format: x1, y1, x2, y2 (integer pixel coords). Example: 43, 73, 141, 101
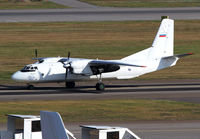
1, 79, 200, 139
1, 1, 200, 138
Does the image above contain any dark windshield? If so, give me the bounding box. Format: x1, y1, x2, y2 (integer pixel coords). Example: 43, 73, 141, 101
21, 66, 38, 72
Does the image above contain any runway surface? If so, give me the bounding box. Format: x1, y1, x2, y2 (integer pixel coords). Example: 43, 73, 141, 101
0, 7, 200, 22
0, 79, 200, 103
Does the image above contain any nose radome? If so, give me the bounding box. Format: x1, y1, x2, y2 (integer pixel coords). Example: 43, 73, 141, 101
11, 71, 21, 81
11, 71, 29, 82
11, 71, 40, 82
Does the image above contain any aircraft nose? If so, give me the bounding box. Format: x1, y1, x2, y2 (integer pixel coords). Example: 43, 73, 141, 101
11, 71, 41, 82
11, 71, 22, 81
11, 71, 29, 82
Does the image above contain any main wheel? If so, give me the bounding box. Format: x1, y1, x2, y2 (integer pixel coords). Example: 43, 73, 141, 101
65, 82, 75, 88
27, 85, 34, 90
96, 82, 105, 91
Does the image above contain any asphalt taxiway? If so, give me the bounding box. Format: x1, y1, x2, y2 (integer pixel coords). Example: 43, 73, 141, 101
0, 79, 200, 103
0, 7, 200, 22
1, 1, 200, 138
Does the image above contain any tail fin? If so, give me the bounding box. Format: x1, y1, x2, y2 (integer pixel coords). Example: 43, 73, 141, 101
40, 111, 69, 139
122, 19, 174, 61
150, 19, 174, 58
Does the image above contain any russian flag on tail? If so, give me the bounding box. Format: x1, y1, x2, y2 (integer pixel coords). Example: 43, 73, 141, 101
159, 34, 166, 37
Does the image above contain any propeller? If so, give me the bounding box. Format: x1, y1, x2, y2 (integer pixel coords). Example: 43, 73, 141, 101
63, 52, 72, 81
35, 49, 38, 58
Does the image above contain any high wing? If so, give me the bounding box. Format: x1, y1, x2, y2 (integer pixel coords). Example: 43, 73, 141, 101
89, 60, 146, 75
89, 60, 146, 67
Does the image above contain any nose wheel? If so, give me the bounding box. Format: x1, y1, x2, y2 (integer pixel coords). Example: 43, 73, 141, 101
27, 84, 34, 90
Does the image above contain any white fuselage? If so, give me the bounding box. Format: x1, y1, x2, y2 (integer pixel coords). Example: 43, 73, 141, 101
11, 54, 178, 83
11, 57, 151, 83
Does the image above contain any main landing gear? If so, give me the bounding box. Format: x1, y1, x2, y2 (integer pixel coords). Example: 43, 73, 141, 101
95, 72, 105, 91
65, 81, 75, 88
96, 82, 105, 91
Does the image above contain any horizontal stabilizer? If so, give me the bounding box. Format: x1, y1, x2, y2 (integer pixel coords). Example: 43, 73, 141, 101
163, 53, 193, 59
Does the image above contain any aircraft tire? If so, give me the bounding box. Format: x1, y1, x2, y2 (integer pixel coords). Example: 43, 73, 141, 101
65, 82, 75, 88
96, 83, 105, 91
27, 85, 34, 90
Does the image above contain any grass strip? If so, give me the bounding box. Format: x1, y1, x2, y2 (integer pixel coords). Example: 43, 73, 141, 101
0, 99, 200, 124
80, 0, 200, 7
0, 0, 68, 9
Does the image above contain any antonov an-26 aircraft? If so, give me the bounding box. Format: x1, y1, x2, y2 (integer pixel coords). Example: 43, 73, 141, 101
12, 19, 192, 90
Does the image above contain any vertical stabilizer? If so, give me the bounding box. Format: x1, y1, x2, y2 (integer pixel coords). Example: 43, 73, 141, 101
150, 19, 174, 58
40, 111, 69, 139
122, 19, 174, 62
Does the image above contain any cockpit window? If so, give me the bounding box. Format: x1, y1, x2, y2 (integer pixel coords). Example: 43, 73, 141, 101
21, 66, 38, 72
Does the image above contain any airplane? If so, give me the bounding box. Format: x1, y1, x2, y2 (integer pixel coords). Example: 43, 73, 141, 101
11, 18, 192, 90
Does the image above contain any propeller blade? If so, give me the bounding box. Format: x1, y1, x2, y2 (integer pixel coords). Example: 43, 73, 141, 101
65, 68, 69, 81
64, 52, 72, 81
35, 49, 38, 58
67, 52, 70, 61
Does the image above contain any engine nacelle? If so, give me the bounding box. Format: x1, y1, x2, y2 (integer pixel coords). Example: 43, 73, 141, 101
71, 60, 93, 75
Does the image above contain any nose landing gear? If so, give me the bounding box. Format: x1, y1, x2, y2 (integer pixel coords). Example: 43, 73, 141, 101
27, 84, 34, 90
